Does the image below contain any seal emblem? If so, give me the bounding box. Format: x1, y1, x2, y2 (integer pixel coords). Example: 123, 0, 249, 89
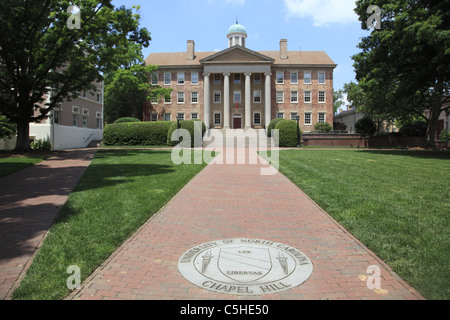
178, 238, 313, 295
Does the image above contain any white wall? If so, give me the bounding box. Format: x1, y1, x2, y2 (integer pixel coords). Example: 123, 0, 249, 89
30, 124, 102, 151
0, 136, 17, 151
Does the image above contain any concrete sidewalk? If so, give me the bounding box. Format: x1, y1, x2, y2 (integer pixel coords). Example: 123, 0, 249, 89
0, 149, 97, 299
69, 149, 424, 300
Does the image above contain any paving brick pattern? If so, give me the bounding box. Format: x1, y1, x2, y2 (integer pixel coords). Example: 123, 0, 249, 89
70, 148, 424, 300
0, 149, 97, 299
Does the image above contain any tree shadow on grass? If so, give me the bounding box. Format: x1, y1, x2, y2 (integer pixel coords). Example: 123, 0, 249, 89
357, 149, 450, 160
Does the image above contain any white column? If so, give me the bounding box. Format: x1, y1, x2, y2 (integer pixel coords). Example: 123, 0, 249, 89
223, 73, 230, 129
204, 73, 211, 129
245, 72, 252, 129
265, 72, 272, 128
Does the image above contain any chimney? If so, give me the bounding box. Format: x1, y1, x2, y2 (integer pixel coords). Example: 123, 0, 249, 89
280, 39, 288, 60
187, 40, 195, 60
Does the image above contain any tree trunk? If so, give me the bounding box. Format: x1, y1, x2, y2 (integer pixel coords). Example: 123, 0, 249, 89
426, 102, 442, 147
14, 118, 32, 152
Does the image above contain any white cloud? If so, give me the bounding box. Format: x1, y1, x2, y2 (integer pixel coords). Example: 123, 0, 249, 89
284, 0, 358, 26
225, 0, 246, 6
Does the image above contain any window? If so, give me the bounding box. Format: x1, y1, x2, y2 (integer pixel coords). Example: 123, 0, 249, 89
214, 74, 221, 84
304, 113, 312, 125
191, 72, 199, 85
304, 71, 311, 84
177, 113, 185, 121
82, 108, 89, 116
97, 94, 102, 103
277, 112, 284, 119
164, 113, 171, 121
151, 113, 158, 122
319, 91, 326, 103
253, 73, 261, 84
290, 112, 299, 121
53, 110, 60, 124
276, 91, 284, 103
72, 114, 78, 126
82, 116, 88, 128
151, 73, 158, 85
254, 90, 261, 103
164, 73, 171, 85
233, 91, 241, 104
191, 92, 198, 104
318, 113, 326, 123
318, 72, 326, 84
177, 92, 185, 104
304, 91, 311, 103
177, 73, 185, 85
214, 91, 221, 103
290, 72, 298, 84
82, 91, 88, 98
276, 72, 284, 84
96, 118, 102, 129
234, 74, 241, 84
151, 95, 158, 103
72, 106, 80, 114
191, 113, 198, 120
164, 93, 172, 104
291, 91, 298, 103
253, 113, 261, 125
214, 113, 221, 126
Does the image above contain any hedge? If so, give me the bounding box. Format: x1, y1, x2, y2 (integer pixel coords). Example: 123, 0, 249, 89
114, 117, 141, 124
267, 118, 284, 137
103, 121, 174, 146
274, 119, 302, 147
167, 120, 206, 147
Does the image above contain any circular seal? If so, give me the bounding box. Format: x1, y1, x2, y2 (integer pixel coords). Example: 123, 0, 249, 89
178, 238, 313, 295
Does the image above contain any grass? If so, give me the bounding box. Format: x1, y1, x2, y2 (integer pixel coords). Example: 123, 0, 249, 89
12, 149, 211, 300
265, 149, 450, 300
0, 153, 52, 178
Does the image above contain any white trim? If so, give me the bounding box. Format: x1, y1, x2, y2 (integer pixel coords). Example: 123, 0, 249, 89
290, 71, 298, 84
304, 91, 312, 103
253, 111, 262, 126
304, 112, 312, 125
304, 71, 312, 85
253, 90, 261, 103
72, 106, 80, 114
213, 91, 222, 104
191, 72, 199, 85
291, 90, 298, 103
318, 91, 326, 103
177, 91, 185, 104
213, 112, 222, 126
177, 72, 185, 85
318, 71, 326, 84
276, 71, 284, 84
164, 73, 171, 85
191, 91, 199, 104
318, 112, 326, 123
276, 91, 284, 103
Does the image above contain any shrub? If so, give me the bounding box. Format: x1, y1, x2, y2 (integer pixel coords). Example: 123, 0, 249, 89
333, 121, 347, 132
355, 116, 376, 136
167, 120, 206, 147
314, 122, 333, 133
399, 120, 427, 137
0, 115, 16, 139
103, 121, 174, 146
439, 128, 449, 142
274, 119, 302, 147
113, 117, 141, 124
267, 118, 284, 137
30, 138, 52, 151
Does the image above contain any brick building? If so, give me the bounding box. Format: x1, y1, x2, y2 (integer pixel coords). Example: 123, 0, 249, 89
144, 23, 337, 132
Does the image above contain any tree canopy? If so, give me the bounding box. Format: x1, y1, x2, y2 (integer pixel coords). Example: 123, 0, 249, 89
0, 1, 151, 150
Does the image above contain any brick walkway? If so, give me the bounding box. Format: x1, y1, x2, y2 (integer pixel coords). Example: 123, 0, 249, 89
0, 149, 97, 299
69, 148, 424, 300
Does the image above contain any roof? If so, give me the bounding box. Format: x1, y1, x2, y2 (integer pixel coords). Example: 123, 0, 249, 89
145, 50, 337, 68
228, 23, 247, 35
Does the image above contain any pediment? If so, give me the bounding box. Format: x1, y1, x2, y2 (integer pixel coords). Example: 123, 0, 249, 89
200, 46, 274, 64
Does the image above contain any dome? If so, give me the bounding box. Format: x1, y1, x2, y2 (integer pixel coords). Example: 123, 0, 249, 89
228, 23, 247, 35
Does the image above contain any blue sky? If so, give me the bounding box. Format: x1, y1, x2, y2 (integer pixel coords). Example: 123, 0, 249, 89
112, 0, 369, 105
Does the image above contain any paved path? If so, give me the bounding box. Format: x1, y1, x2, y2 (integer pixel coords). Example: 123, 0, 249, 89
70, 148, 424, 300
0, 149, 97, 299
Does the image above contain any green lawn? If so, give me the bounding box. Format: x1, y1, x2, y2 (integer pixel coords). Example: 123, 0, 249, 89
0, 154, 51, 178
12, 149, 211, 300
269, 149, 450, 300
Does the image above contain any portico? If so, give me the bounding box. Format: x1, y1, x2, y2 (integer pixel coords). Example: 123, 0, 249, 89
201, 47, 274, 129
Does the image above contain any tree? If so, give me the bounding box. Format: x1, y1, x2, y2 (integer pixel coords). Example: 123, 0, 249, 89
0, 1, 151, 151
352, 0, 450, 146
333, 89, 345, 114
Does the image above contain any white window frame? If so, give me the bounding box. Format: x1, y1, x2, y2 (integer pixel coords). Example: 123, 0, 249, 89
304, 112, 312, 125
253, 112, 262, 125
290, 112, 299, 121
304, 91, 311, 103
277, 112, 284, 119
276, 91, 284, 103
177, 72, 185, 85
318, 113, 326, 123
177, 113, 185, 121
191, 113, 198, 120
253, 90, 261, 103
151, 113, 158, 122
177, 91, 185, 104
164, 73, 171, 85
82, 108, 89, 116
72, 106, 80, 114
233, 91, 241, 104
319, 91, 326, 103
290, 72, 298, 84
164, 113, 171, 121
291, 91, 298, 103
213, 91, 222, 104
304, 71, 311, 84
191, 72, 199, 85
191, 91, 198, 104
318, 71, 326, 84
276, 71, 284, 84
151, 73, 158, 85
82, 115, 88, 128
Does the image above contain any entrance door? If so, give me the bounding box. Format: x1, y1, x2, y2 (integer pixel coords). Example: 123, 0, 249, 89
233, 117, 242, 129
